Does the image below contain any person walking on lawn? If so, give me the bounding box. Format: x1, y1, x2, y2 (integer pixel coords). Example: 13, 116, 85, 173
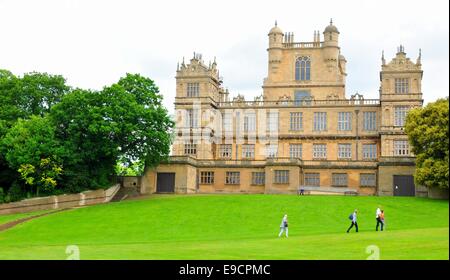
376, 206, 384, 231
347, 209, 358, 233
278, 214, 289, 238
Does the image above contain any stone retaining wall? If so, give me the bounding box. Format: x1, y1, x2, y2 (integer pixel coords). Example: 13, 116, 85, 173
0, 184, 120, 215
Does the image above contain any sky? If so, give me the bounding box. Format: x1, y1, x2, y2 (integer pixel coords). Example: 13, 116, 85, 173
0, 0, 448, 113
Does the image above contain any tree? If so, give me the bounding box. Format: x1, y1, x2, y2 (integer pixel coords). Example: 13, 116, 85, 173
17, 72, 70, 117
0, 70, 70, 195
18, 158, 63, 196
1, 116, 64, 195
405, 98, 449, 189
49, 73, 174, 190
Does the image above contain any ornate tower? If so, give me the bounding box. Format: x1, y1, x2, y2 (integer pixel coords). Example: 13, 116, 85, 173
377, 45, 424, 196
267, 21, 284, 80
323, 19, 340, 71
173, 53, 224, 159
379, 46, 423, 157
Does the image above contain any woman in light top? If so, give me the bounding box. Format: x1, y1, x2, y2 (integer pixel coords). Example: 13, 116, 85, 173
278, 214, 289, 238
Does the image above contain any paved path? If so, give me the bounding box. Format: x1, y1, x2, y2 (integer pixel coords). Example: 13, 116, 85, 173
0, 208, 71, 232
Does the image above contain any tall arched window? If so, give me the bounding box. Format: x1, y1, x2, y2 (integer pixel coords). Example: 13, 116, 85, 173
295, 56, 311, 81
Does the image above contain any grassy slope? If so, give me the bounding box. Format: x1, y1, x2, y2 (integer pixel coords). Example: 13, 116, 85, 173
0, 210, 53, 226
0, 195, 447, 260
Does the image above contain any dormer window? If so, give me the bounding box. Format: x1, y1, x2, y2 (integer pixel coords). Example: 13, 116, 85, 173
395, 78, 409, 94
187, 83, 200, 97
295, 56, 311, 81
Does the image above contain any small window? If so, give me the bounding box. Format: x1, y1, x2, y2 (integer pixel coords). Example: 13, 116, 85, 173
274, 170, 289, 184
360, 173, 376, 187
225, 172, 240, 185
219, 144, 232, 159
184, 142, 197, 155
363, 112, 377, 131
295, 56, 311, 81
394, 140, 410, 156
304, 173, 320, 186
313, 112, 327, 131
289, 144, 302, 159
185, 109, 199, 128
200, 171, 214, 184
242, 144, 255, 159
267, 112, 279, 132
395, 78, 409, 94
265, 144, 278, 158
290, 112, 303, 131
187, 83, 200, 97
252, 172, 265, 185
338, 144, 352, 159
223, 112, 233, 132
362, 144, 377, 160
244, 112, 256, 132
313, 144, 327, 159
332, 173, 348, 187
338, 112, 352, 131
394, 106, 409, 127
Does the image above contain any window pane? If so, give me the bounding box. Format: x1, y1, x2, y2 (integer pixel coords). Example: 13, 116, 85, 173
363, 112, 377, 131
332, 173, 348, 187
187, 83, 200, 97
289, 144, 302, 159
225, 172, 240, 184
252, 172, 265, 185
313, 144, 327, 159
360, 173, 376, 187
274, 170, 289, 184
394, 140, 410, 156
200, 171, 214, 184
305, 173, 320, 186
242, 144, 255, 159
290, 112, 303, 130
314, 112, 327, 131
362, 144, 377, 159
395, 106, 409, 126
338, 112, 352, 131
219, 144, 232, 159
338, 144, 352, 159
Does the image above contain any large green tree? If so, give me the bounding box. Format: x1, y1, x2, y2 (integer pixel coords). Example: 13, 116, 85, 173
405, 98, 449, 189
1, 70, 173, 199
49, 73, 174, 191
1, 116, 63, 196
0, 70, 70, 194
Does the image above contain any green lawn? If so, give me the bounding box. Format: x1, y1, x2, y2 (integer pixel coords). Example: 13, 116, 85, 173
0, 195, 447, 260
0, 210, 53, 226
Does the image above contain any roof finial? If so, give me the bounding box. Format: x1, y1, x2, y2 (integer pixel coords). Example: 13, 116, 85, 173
330, 18, 333, 25
275, 20, 278, 27
381, 50, 386, 65
417, 48, 422, 64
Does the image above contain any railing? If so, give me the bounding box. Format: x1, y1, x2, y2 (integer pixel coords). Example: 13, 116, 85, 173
217, 99, 380, 108
282, 41, 323, 48
380, 93, 423, 101
302, 160, 378, 168
166, 156, 379, 168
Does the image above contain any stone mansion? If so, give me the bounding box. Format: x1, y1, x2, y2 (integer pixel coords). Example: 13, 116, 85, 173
142, 21, 425, 196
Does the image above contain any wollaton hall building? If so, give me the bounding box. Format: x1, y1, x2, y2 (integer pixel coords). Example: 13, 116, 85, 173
142, 20, 426, 196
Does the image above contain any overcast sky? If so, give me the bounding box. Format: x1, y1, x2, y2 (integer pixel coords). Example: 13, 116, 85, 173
0, 0, 448, 113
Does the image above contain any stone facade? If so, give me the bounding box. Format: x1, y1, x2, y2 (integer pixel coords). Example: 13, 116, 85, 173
144, 21, 423, 196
